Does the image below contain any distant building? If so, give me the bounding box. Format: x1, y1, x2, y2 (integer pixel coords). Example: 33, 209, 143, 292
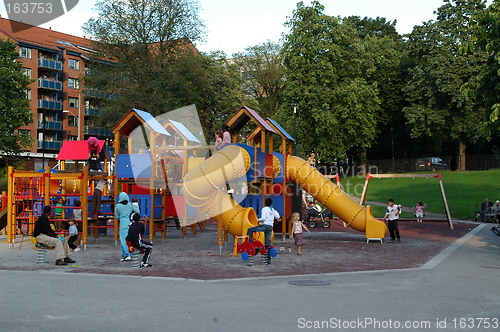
0, 17, 113, 171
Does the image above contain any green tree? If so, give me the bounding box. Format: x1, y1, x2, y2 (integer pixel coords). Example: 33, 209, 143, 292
232, 41, 285, 118
277, 1, 381, 163
0, 38, 33, 155
464, 0, 500, 136
403, 0, 487, 169
343, 16, 406, 162
82, 0, 210, 125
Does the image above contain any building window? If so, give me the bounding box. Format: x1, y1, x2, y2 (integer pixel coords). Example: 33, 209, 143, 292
68, 97, 79, 108
22, 67, 31, 78
68, 115, 78, 127
68, 59, 79, 70
19, 47, 32, 59
68, 78, 79, 89
68, 135, 78, 141
26, 89, 31, 100
18, 129, 31, 137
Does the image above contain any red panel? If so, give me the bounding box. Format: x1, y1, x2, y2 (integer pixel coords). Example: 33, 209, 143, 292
165, 195, 186, 217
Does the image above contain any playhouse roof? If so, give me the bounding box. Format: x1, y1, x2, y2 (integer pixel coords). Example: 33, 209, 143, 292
266, 118, 295, 141
164, 119, 201, 143
56, 140, 109, 161
227, 106, 276, 133
246, 118, 295, 142
111, 108, 171, 137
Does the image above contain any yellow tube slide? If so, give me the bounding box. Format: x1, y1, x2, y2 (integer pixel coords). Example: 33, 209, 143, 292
183, 146, 258, 236
287, 155, 387, 239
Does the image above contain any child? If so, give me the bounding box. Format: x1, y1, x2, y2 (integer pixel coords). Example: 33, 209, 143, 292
383, 199, 401, 242
214, 130, 223, 151
126, 213, 153, 267
130, 197, 140, 222
67, 217, 80, 252
290, 212, 311, 255
72, 200, 82, 221
412, 201, 426, 223
54, 197, 64, 230
87, 150, 101, 172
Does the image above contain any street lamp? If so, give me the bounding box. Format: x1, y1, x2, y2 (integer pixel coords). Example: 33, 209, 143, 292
291, 103, 298, 155
390, 127, 395, 172
63, 109, 81, 141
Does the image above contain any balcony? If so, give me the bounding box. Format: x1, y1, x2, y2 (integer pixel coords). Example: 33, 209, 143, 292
84, 107, 100, 116
37, 79, 62, 91
37, 58, 63, 71
37, 99, 62, 111
37, 140, 62, 150
84, 126, 112, 137
37, 120, 62, 130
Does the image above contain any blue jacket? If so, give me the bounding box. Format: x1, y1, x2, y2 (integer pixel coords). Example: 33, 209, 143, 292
114, 192, 140, 229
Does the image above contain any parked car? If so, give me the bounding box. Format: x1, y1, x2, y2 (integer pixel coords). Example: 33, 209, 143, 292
415, 157, 448, 171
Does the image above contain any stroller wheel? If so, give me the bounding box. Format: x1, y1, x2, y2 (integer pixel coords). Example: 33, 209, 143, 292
308, 219, 317, 228
322, 220, 331, 228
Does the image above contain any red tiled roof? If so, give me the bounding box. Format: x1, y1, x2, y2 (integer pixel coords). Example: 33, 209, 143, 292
0, 16, 92, 52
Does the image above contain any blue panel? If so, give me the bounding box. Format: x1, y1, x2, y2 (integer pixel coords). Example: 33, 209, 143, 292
273, 152, 285, 183
116, 154, 152, 179
241, 194, 262, 215
154, 194, 163, 218
187, 204, 197, 217
268, 195, 284, 217
257, 151, 267, 179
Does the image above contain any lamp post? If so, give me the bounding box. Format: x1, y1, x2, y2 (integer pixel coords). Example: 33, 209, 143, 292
41, 110, 46, 170
291, 103, 298, 155
63, 109, 81, 140
390, 127, 395, 172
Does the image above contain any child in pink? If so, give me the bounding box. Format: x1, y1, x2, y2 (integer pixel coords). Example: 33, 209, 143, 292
290, 212, 311, 255
412, 201, 426, 222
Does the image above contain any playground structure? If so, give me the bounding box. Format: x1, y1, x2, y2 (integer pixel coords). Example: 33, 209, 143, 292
359, 173, 453, 229
4, 105, 390, 254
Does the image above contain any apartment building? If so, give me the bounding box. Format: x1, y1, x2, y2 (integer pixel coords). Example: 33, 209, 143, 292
0, 17, 112, 171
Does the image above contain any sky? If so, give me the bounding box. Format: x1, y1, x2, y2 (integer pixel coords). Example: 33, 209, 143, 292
0, 0, 494, 56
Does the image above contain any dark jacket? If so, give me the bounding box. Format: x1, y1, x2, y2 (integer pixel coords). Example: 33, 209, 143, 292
33, 214, 57, 238
126, 222, 144, 248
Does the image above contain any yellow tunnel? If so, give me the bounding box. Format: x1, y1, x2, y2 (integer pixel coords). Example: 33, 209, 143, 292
286, 155, 387, 239
183, 146, 258, 237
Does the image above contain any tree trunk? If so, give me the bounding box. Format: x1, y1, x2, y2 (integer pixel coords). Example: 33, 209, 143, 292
458, 140, 466, 171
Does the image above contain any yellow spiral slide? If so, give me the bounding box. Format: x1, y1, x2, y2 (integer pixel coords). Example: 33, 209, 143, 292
183, 145, 387, 239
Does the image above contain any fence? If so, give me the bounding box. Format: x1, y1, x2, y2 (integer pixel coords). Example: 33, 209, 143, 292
315, 155, 499, 176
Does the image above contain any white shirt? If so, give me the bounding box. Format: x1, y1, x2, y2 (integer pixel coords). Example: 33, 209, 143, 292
258, 206, 280, 226
386, 204, 400, 220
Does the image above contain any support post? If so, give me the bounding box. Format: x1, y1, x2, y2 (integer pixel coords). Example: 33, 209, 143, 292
436, 173, 453, 229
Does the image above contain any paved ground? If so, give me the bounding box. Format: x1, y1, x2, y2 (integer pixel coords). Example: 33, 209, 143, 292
0, 219, 499, 331
0, 219, 477, 279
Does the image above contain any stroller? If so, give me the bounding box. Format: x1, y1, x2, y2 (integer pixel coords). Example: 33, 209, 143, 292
306, 207, 331, 228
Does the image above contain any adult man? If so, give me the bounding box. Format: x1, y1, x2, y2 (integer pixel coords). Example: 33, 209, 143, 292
383, 199, 401, 242
33, 205, 75, 266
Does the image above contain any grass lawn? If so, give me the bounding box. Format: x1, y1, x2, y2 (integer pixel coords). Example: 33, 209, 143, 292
340, 169, 500, 220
